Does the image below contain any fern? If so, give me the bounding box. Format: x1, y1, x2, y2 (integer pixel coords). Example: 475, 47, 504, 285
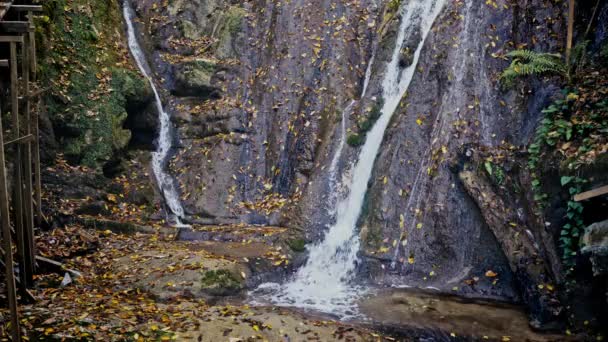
500, 50, 566, 87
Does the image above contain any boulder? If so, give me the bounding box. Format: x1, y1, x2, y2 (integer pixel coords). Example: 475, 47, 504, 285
581, 219, 608, 276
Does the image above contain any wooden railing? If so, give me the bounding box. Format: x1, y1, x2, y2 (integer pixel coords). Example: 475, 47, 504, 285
0, 2, 42, 340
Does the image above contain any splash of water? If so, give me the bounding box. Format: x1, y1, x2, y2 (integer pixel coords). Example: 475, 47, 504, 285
123, 1, 187, 225
253, 0, 446, 316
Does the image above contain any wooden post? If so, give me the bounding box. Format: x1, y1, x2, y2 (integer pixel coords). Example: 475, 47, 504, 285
566, 0, 575, 65
10, 41, 29, 290
2, 45, 22, 342
28, 10, 42, 226
21, 30, 36, 285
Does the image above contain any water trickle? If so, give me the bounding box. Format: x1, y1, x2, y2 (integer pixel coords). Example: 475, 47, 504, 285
327, 100, 354, 208
253, 0, 446, 316
123, 1, 187, 226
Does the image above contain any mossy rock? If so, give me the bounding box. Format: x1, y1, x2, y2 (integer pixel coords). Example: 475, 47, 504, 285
347, 133, 364, 147
173, 59, 221, 98
114, 69, 153, 108
37, 0, 148, 167
287, 239, 307, 252
200, 269, 243, 296
214, 6, 246, 59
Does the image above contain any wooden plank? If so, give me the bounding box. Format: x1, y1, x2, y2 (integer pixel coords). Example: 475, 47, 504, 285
0, 21, 30, 33
0, 35, 23, 43
0, 1, 13, 19
0, 59, 7, 67
0, 42, 21, 342
28, 10, 42, 225
28, 11, 36, 77
22, 32, 36, 283
574, 185, 608, 202
9, 5, 43, 12
10, 41, 29, 292
35, 256, 83, 279
0, 249, 36, 302
3, 133, 33, 146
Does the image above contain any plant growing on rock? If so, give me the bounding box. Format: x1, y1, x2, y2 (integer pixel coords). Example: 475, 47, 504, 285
347, 98, 384, 147
500, 50, 567, 88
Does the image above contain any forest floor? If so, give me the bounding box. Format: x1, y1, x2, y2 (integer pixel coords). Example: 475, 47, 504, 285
0, 222, 573, 341
2, 224, 397, 341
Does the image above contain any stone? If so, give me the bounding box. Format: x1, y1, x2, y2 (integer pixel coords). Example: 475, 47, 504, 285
75, 201, 111, 216
581, 219, 608, 276
200, 269, 243, 296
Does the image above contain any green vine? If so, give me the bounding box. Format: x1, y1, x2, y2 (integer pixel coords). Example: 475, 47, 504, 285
559, 176, 586, 266
527, 92, 591, 266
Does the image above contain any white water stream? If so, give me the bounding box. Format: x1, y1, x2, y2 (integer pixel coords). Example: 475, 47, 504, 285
123, 1, 187, 225
254, 0, 446, 316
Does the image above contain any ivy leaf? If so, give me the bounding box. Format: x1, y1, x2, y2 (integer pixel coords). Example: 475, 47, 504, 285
484, 161, 493, 176
561, 176, 574, 186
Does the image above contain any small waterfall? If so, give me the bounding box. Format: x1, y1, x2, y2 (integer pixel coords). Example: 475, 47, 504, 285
327, 100, 354, 208
254, 0, 446, 316
123, 1, 187, 225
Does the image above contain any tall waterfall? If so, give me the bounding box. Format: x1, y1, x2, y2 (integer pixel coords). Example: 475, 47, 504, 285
123, 1, 186, 225
255, 0, 446, 316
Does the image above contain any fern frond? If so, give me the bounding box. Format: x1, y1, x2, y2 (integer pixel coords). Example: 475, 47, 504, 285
500, 49, 566, 88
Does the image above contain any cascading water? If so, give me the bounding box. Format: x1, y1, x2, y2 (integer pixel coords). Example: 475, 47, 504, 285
258, 0, 446, 316
327, 100, 354, 207
123, 1, 187, 225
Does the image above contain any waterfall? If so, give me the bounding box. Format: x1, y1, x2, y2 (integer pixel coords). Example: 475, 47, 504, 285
123, 1, 187, 226
254, 0, 446, 316
269, 0, 446, 313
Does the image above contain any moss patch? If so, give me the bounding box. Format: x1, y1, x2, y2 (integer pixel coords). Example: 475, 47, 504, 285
37, 0, 147, 167
347, 133, 364, 147
287, 239, 307, 252
200, 269, 243, 296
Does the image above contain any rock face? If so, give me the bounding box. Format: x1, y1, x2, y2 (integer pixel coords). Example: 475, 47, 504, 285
130, 0, 373, 225
36, 0, 157, 166
126, 0, 606, 319
359, 0, 567, 300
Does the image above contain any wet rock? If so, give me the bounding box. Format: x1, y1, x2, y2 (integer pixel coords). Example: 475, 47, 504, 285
581, 219, 608, 276
360, 0, 567, 312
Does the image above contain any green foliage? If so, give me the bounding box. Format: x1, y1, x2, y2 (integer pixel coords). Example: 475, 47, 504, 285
559, 177, 587, 267
569, 40, 590, 72
501, 50, 566, 88
528, 95, 575, 208
347, 133, 364, 147
601, 42, 608, 62
37, 0, 145, 167
483, 160, 505, 185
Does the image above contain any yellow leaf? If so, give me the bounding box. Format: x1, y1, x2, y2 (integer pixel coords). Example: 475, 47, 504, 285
485, 270, 498, 277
